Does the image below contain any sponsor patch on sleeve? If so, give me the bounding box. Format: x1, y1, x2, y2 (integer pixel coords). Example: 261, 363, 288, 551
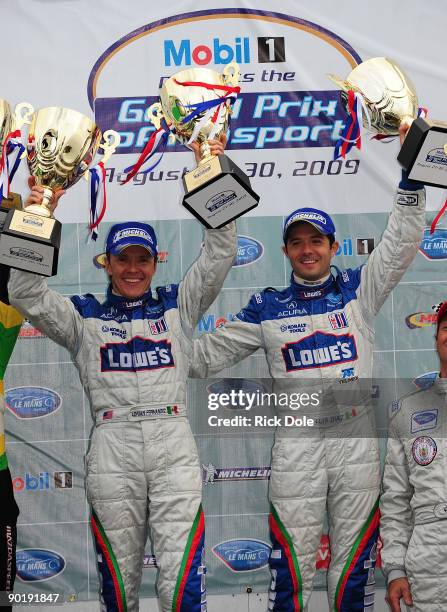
411, 409, 438, 433
397, 193, 419, 206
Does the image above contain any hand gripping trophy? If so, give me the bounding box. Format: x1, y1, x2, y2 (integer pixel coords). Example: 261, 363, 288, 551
125, 62, 259, 228
0, 107, 120, 276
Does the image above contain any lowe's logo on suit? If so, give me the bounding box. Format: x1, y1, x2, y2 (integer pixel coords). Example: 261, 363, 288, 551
282, 331, 358, 371
100, 337, 175, 371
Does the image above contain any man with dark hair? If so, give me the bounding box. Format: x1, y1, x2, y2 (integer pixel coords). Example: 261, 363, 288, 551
380, 302, 447, 612
0, 263, 22, 612
190, 126, 426, 610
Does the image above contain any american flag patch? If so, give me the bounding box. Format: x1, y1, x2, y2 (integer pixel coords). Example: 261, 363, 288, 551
102, 410, 114, 420
328, 312, 348, 330
149, 318, 168, 335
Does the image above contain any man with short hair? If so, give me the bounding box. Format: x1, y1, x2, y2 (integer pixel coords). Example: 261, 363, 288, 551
190, 126, 426, 610
380, 302, 447, 612
8, 137, 237, 611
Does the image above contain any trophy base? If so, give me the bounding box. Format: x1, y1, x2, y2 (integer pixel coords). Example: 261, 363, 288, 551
182, 154, 259, 229
398, 117, 447, 188
0, 193, 23, 232
0, 209, 61, 277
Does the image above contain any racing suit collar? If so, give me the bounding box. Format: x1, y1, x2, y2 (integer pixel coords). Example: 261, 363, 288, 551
105, 285, 155, 309
290, 272, 335, 300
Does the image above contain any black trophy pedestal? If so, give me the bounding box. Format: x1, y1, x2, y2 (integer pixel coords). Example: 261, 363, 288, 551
182, 154, 259, 229
0, 208, 61, 276
398, 117, 447, 188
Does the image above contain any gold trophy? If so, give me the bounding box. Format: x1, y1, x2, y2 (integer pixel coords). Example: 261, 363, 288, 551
329, 57, 447, 187
328, 57, 418, 136
0, 100, 34, 219
148, 62, 259, 228
0, 107, 119, 276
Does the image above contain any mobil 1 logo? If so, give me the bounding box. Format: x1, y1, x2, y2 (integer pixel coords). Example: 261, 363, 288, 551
257, 37, 285, 62
356, 238, 375, 255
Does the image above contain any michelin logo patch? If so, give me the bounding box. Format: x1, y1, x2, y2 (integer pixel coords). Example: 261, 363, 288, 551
113, 227, 154, 245
282, 331, 358, 371
411, 409, 438, 434
100, 337, 174, 371
287, 211, 327, 226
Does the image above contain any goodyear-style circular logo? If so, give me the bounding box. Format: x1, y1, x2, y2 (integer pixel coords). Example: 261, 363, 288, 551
412, 436, 437, 466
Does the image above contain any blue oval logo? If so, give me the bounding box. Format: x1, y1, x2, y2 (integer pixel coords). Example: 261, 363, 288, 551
419, 228, 447, 261
16, 549, 65, 582
414, 411, 436, 425
413, 372, 437, 390
6, 387, 62, 419
212, 539, 271, 572
234, 236, 264, 267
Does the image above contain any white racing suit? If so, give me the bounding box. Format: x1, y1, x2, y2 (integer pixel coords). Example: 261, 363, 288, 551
190, 182, 425, 611
8, 223, 237, 612
380, 378, 447, 611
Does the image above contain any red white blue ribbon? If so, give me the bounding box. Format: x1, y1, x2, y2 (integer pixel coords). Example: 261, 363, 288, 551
333, 90, 363, 160
0, 129, 25, 200
121, 121, 171, 184
88, 162, 107, 241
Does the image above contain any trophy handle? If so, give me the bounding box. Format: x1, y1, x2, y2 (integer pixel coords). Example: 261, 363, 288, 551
146, 103, 163, 130
14, 102, 35, 130
223, 62, 240, 87
83, 129, 120, 181
100, 129, 121, 165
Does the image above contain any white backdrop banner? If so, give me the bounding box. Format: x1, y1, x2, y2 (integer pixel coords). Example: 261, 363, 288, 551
3, 0, 447, 605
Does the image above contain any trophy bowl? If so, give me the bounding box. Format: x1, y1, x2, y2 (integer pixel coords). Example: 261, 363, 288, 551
26, 106, 102, 216
159, 66, 235, 159
329, 57, 419, 136
143, 62, 259, 228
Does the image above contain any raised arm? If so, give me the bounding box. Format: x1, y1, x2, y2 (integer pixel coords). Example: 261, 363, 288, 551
358, 175, 425, 319
190, 292, 264, 377
358, 126, 425, 319
8, 270, 84, 355
178, 222, 237, 336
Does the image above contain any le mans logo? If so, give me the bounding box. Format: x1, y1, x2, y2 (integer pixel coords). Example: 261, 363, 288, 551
419, 228, 447, 260
212, 539, 271, 572
87, 9, 361, 155
5, 387, 62, 419
16, 549, 66, 582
